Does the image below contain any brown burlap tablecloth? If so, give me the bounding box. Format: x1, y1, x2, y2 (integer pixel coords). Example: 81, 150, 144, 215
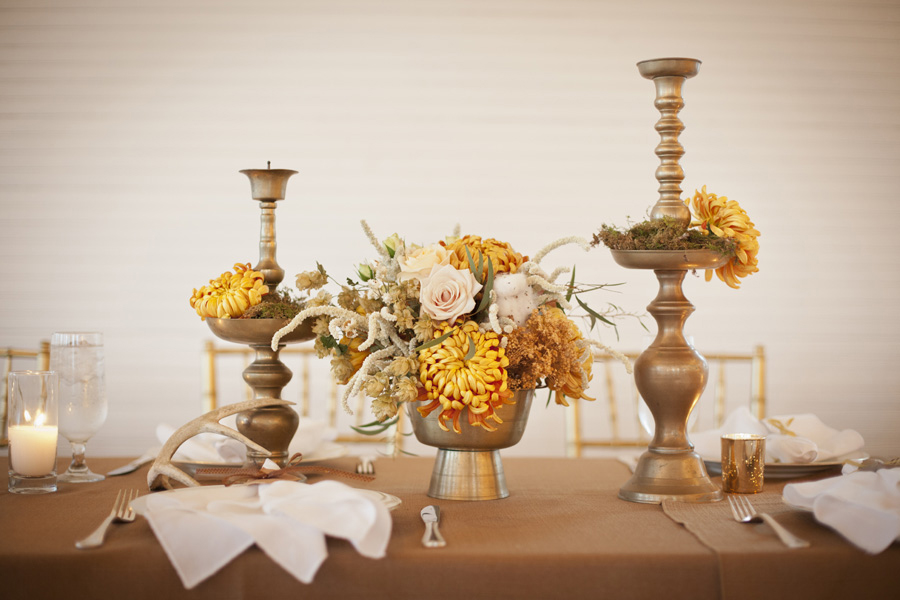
2, 456, 898, 600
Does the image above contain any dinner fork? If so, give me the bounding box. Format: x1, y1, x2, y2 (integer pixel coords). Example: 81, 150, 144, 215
75, 489, 139, 549
355, 456, 375, 476
727, 495, 810, 549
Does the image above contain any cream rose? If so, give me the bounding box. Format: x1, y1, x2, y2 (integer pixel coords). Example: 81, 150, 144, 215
419, 264, 482, 325
398, 244, 451, 282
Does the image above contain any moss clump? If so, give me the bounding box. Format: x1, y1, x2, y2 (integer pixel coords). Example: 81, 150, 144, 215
240, 288, 305, 319
591, 217, 736, 256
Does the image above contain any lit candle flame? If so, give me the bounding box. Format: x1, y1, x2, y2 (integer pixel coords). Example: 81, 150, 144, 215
35, 410, 46, 427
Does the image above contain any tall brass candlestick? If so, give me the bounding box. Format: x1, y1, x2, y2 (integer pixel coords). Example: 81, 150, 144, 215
205, 164, 314, 467
612, 58, 724, 504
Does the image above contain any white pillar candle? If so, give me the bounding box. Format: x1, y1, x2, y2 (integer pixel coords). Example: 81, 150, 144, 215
9, 424, 58, 476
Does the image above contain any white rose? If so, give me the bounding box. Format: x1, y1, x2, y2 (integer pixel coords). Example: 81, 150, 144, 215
419, 264, 483, 325
398, 244, 451, 282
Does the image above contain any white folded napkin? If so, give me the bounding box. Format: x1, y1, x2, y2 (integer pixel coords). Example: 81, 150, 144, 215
132, 480, 392, 588
157, 416, 337, 464
783, 468, 900, 554
691, 407, 864, 464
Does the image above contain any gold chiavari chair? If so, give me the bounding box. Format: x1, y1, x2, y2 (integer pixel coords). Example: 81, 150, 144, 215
565, 345, 766, 457
203, 341, 405, 454
1, 341, 50, 446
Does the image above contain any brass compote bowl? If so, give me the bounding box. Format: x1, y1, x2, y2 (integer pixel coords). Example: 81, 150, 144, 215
206, 166, 314, 467
407, 390, 533, 501
613, 58, 724, 504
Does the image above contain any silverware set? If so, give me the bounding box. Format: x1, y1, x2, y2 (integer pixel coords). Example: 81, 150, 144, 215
727, 494, 809, 549
76, 489, 139, 549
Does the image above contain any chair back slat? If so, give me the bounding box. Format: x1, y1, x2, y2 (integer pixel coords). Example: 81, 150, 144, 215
1, 342, 50, 446
568, 346, 766, 456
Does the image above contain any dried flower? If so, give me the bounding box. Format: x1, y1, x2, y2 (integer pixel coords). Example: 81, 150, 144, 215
392, 376, 419, 404
190, 262, 269, 320
363, 373, 389, 397
372, 394, 399, 421
330, 355, 356, 385
505, 307, 594, 404
295, 268, 327, 292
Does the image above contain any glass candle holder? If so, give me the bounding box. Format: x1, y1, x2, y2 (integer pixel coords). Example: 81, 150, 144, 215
721, 433, 765, 494
7, 370, 59, 494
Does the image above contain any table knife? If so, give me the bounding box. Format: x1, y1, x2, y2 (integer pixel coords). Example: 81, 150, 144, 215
106, 449, 158, 477
420, 505, 446, 548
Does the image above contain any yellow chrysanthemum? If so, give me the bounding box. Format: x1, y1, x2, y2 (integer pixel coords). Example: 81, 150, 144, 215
190, 262, 269, 320
444, 235, 527, 281
686, 186, 760, 289
416, 320, 514, 433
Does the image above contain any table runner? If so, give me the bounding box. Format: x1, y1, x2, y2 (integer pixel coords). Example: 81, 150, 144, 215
663, 488, 900, 600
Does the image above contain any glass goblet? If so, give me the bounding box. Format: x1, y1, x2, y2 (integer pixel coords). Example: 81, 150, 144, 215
50, 332, 108, 483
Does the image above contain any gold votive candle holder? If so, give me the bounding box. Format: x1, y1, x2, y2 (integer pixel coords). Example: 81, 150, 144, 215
721, 433, 765, 494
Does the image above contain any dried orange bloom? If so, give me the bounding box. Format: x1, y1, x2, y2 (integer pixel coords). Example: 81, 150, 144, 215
416, 320, 514, 433
444, 235, 527, 280
506, 307, 594, 405
190, 263, 269, 320
686, 186, 760, 289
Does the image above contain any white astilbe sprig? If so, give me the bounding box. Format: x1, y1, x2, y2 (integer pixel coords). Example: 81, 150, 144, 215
328, 318, 345, 341
272, 305, 366, 350
488, 293, 502, 334
524, 272, 570, 295
380, 306, 398, 322
361, 220, 390, 260
547, 266, 571, 283
530, 235, 591, 265
341, 347, 397, 414
359, 312, 384, 351
589, 339, 633, 374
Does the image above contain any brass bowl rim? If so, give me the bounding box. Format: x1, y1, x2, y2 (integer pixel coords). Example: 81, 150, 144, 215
610, 248, 729, 271
407, 390, 534, 451
206, 317, 314, 346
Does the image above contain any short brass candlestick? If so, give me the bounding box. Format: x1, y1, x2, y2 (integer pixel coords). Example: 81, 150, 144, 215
614, 58, 724, 504
205, 164, 314, 467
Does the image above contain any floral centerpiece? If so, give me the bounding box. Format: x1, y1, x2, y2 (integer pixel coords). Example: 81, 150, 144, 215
270, 221, 631, 437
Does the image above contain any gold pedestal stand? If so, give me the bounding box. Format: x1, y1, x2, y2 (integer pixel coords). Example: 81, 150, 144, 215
408, 391, 533, 501
614, 58, 724, 504
206, 166, 314, 467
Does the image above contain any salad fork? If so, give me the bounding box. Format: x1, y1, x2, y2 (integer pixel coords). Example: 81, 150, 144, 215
355, 456, 375, 476
727, 495, 809, 549
76, 489, 139, 549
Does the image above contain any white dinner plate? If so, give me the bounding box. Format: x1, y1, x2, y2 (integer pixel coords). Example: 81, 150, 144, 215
704, 450, 869, 480
173, 441, 349, 472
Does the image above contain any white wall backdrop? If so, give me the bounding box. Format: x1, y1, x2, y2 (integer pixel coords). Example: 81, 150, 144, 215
2, 0, 898, 459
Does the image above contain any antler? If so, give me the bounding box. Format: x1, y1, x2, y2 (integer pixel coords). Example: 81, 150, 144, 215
147, 398, 294, 490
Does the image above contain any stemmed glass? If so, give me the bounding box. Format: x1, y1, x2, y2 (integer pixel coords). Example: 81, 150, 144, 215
50, 332, 108, 483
